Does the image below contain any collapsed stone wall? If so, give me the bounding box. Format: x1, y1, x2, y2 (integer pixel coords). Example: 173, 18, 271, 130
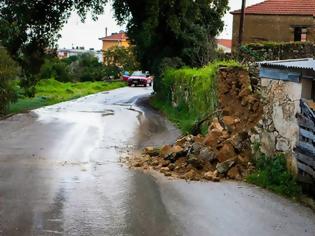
249, 78, 301, 173
126, 67, 263, 181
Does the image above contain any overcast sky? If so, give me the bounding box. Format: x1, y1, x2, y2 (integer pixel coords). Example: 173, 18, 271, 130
58, 0, 263, 50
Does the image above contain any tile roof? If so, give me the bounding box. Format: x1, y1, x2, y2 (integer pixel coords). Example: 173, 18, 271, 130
99, 32, 128, 41
217, 39, 232, 49
231, 0, 315, 16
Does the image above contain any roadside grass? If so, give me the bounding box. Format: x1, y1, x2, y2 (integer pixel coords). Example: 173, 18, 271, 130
150, 95, 197, 134
9, 79, 126, 114
247, 151, 302, 198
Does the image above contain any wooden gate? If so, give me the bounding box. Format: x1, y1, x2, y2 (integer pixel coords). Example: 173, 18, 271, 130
296, 100, 315, 183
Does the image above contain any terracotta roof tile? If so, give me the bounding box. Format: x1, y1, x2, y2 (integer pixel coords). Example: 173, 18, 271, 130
99, 32, 128, 41
217, 39, 232, 49
231, 0, 315, 16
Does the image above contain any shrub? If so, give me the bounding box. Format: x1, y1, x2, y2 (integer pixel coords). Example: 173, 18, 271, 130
0, 47, 19, 115
39, 58, 72, 82
247, 152, 301, 198
151, 60, 241, 133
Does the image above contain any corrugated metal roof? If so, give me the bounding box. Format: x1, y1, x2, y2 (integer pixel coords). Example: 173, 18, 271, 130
259, 58, 315, 71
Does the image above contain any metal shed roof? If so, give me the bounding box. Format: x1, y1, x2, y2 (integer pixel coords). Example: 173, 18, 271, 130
259, 58, 315, 71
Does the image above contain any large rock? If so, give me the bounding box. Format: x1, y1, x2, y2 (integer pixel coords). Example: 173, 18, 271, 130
227, 166, 242, 180
204, 130, 223, 146
165, 145, 187, 162
199, 147, 216, 162
216, 159, 235, 174
204, 171, 220, 182
260, 131, 276, 156
276, 137, 290, 152
160, 145, 173, 158
192, 142, 203, 155
217, 143, 236, 162
144, 147, 160, 156
184, 169, 200, 181
187, 154, 204, 170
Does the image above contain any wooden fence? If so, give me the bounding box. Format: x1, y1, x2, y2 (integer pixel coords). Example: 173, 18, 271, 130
296, 100, 315, 183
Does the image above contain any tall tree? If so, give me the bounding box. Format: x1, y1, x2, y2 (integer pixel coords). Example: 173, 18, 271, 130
113, 0, 229, 72
0, 0, 108, 96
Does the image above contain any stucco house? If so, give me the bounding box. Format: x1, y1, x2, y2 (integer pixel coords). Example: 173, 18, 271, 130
231, 0, 315, 49
99, 30, 130, 64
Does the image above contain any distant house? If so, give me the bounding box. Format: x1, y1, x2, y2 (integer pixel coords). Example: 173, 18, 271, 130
231, 0, 315, 49
99, 30, 130, 64
217, 39, 232, 53
57, 48, 103, 63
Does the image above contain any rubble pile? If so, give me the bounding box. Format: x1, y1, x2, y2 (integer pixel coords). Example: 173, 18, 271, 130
126, 67, 263, 181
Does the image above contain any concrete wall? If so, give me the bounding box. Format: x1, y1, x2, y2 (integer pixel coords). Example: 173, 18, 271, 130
232, 14, 315, 49
250, 78, 301, 173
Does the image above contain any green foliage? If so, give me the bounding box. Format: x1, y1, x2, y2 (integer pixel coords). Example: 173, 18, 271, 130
39, 58, 72, 82
247, 151, 302, 198
151, 60, 240, 133
39, 53, 110, 83
70, 53, 106, 82
0, 0, 108, 95
9, 79, 125, 114
104, 46, 140, 72
113, 0, 229, 74
0, 47, 19, 115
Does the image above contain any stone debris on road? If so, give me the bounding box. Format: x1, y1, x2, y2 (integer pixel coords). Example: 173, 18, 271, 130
124, 67, 263, 182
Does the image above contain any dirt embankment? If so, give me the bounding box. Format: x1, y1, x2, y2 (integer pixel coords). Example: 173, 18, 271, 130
124, 67, 263, 181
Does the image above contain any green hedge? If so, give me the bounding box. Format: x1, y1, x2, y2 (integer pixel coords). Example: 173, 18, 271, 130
152, 61, 241, 133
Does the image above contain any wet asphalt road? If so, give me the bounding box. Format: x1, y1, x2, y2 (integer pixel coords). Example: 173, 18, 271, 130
0, 86, 314, 236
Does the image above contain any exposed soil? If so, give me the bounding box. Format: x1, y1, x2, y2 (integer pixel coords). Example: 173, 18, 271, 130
124, 67, 263, 181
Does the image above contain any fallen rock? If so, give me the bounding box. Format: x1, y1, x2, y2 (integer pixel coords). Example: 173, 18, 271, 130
160, 167, 170, 174
133, 161, 143, 168
168, 163, 176, 171
192, 142, 203, 155
160, 145, 173, 158
165, 145, 187, 162
216, 159, 235, 174
161, 160, 170, 167
144, 147, 160, 156
217, 143, 236, 162
204, 129, 223, 146
204, 171, 220, 182
184, 169, 200, 181
151, 159, 159, 166
209, 118, 224, 132
227, 166, 242, 180
199, 147, 216, 162
223, 116, 236, 127
187, 154, 204, 170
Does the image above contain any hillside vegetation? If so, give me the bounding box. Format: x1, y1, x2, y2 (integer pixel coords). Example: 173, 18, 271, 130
151, 61, 241, 133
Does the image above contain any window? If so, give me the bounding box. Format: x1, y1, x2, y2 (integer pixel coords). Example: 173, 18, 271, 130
294, 27, 307, 42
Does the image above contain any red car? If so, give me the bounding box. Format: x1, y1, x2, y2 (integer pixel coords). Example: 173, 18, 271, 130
128, 71, 153, 87
122, 71, 130, 81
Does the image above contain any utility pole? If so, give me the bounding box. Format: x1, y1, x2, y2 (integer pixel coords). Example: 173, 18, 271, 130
238, 0, 246, 47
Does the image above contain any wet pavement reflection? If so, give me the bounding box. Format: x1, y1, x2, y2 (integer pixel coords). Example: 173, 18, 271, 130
0, 87, 314, 236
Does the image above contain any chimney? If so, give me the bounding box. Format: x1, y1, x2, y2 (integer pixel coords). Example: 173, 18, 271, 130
105, 27, 108, 37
